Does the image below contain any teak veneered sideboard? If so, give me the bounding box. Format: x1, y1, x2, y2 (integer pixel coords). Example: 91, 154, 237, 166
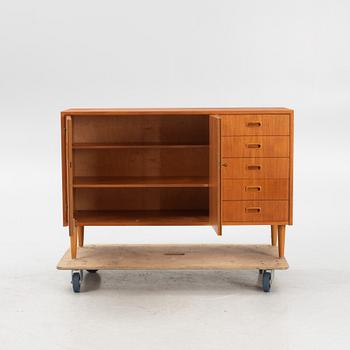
61, 108, 293, 260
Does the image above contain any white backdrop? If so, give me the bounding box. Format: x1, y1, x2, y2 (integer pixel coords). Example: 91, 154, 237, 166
1, 1, 350, 349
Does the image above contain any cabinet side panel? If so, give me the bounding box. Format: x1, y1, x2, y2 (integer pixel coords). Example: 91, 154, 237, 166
289, 111, 294, 224
61, 114, 68, 226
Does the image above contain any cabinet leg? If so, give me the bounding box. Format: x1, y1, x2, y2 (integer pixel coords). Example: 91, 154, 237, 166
271, 225, 278, 246
278, 225, 286, 258
78, 226, 84, 247
69, 220, 78, 259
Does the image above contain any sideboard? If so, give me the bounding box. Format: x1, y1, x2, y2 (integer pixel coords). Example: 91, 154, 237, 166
61, 108, 293, 259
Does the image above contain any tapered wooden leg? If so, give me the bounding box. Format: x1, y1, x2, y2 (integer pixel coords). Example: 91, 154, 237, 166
78, 226, 84, 247
278, 225, 286, 258
69, 220, 78, 259
271, 225, 278, 246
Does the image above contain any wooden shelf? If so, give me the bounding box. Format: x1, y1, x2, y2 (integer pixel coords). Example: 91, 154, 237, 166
74, 210, 209, 226
73, 176, 209, 188
73, 143, 208, 149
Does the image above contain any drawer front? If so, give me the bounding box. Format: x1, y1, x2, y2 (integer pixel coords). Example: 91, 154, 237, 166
222, 114, 290, 136
222, 136, 289, 157
221, 158, 289, 179
222, 179, 289, 200
223, 201, 289, 222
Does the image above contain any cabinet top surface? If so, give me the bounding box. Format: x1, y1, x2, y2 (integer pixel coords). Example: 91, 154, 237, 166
61, 107, 293, 116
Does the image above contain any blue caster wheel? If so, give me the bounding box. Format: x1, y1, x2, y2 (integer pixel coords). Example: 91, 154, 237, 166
262, 271, 272, 292
72, 272, 81, 293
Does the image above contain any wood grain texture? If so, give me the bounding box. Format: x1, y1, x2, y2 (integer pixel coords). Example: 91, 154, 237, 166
222, 201, 289, 222
74, 148, 208, 177
221, 158, 289, 179
72, 115, 208, 145
57, 244, 289, 270
222, 136, 289, 158
209, 116, 222, 236
221, 114, 290, 136
222, 179, 288, 200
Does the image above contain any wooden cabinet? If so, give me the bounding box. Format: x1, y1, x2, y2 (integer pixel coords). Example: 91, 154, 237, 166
61, 108, 293, 259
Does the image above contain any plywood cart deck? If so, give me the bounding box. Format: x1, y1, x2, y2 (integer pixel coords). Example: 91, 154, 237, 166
57, 244, 288, 292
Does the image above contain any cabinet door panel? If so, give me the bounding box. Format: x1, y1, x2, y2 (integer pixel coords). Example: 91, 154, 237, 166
222, 136, 289, 157
65, 116, 74, 228
209, 115, 222, 236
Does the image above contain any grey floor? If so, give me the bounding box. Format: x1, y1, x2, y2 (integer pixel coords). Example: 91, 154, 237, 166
2, 233, 350, 349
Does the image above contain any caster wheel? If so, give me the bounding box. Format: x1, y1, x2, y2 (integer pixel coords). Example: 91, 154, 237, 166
262, 271, 272, 292
87, 270, 98, 273
72, 272, 81, 293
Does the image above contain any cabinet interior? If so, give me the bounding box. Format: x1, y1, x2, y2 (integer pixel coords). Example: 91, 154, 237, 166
72, 115, 210, 225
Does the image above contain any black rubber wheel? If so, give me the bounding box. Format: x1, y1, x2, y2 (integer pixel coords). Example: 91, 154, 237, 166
262, 271, 272, 292
87, 270, 98, 273
72, 272, 81, 293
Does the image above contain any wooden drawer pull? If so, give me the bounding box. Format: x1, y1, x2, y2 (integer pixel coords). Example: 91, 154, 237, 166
247, 165, 261, 170
222, 163, 228, 167
247, 121, 262, 127
245, 186, 261, 192
245, 207, 261, 213
246, 143, 261, 149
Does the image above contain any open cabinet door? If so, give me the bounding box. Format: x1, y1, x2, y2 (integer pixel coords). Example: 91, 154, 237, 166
209, 115, 222, 236
65, 116, 74, 229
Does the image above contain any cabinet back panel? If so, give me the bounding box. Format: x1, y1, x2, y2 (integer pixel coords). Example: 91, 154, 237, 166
72, 116, 209, 144
73, 148, 208, 177
74, 188, 209, 211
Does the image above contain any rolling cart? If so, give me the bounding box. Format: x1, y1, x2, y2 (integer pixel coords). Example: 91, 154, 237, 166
57, 244, 288, 293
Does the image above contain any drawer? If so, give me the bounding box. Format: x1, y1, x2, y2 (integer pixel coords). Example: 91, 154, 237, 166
222, 200, 289, 222
222, 179, 289, 200
222, 114, 290, 136
222, 136, 289, 157
221, 158, 289, 179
